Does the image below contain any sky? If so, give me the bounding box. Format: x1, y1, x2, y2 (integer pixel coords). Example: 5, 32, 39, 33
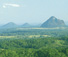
0, 0, 68, 25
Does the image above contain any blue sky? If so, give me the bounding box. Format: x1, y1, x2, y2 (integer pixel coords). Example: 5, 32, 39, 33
0, 0, 68, 25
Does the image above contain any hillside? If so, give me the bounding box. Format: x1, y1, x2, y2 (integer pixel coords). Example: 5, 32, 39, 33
41, 16, 66, 28
21, 23, 31, 27
2, 22, 18, 28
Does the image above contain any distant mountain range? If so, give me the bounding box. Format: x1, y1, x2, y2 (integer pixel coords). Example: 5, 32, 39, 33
0, 22, 36, 29
0, 16, 67, 29
41, 16, 66, 28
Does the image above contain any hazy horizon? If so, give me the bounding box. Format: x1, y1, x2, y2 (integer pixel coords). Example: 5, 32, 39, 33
0, 0, 68, 25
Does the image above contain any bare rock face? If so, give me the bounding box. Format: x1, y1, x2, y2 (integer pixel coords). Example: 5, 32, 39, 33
41, 16, 66, 28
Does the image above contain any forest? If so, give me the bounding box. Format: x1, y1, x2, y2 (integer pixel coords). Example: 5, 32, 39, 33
0, 28, 68, 57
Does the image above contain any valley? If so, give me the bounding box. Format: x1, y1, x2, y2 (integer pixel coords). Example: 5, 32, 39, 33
0, 28, 68, 57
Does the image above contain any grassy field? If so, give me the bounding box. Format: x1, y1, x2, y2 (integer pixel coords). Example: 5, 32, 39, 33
16, 27, 67, 30
0, 36, 16, 39
0, 35, 50, 39
28, 35, 49, 38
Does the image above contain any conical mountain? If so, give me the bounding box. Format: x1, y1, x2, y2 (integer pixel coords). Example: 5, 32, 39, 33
41, 16, 66, 27
21, 23, 31, 27
2, 22, 18, 28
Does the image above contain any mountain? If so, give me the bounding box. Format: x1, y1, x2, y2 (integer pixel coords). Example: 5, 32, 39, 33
21, 23, 31, 27
41, 16, 66, 28
2, 22, 18, 28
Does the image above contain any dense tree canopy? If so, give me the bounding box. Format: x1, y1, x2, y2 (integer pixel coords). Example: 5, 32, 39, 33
0, 28, 68, 57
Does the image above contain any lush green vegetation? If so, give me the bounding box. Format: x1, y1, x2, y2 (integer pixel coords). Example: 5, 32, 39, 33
0, 28, 68, 57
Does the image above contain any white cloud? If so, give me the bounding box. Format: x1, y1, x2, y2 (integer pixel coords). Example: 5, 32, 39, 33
3, 5, 6, 8
3, 3, 21, 8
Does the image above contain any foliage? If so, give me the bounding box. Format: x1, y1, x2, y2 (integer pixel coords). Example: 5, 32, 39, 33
0, 28, 68, 57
